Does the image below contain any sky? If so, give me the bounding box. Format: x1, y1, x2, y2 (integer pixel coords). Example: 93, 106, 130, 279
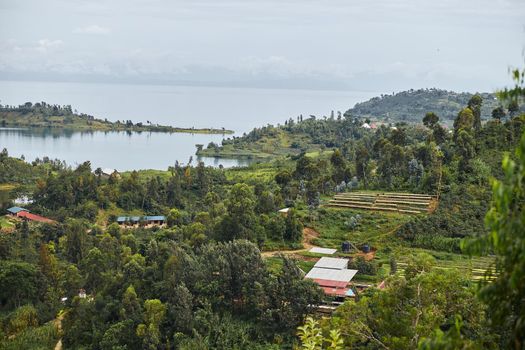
0, 0, 524, 92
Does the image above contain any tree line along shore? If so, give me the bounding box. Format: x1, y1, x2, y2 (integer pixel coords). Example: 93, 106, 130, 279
0, 101, 234, 134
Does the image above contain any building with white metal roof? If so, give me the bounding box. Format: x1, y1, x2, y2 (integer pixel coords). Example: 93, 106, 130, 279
305, 267, 357, 283
309, 247, 337, 255
314, 257, 349, 270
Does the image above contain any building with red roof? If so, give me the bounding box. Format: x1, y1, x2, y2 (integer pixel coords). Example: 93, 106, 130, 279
6, 207, 56, 224
305, 257, 357, 298
16, 211, 56, 224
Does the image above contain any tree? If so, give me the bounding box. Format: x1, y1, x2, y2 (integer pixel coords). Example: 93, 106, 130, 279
455, 128, 476, 173
218, 184, 258, 241
64, 219, 90, 264
0, 261, 38, 309
167, 208, 185, 227
491, 106, 506, 121
264, 256, 323, 332
465, 131, 525, 348
120, 285, 142, 323
81, 247, 106, 292
453, 108, 475, 134
297, 317, 344, 350
330, 149, 345, 168
423, 112, 439, 129
6, 304, 38, 336
284, 208, 303, 242
330, 149, 347, 183
508, 100, 519, 117
355, 144, 370, 188
498, 67, 525, 107
467, 94, 483, 130
328, 260, 486, 349
136, 299, 167, 350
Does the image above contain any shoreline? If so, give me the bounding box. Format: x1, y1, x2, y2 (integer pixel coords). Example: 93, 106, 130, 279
0, 123, 234, 135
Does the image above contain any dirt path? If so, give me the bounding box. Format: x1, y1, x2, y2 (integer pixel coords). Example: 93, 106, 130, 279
54, 312, 65, 350
261, 227, 320, 257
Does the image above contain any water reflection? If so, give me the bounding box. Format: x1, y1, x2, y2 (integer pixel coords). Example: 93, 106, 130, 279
0, 128, 252, 170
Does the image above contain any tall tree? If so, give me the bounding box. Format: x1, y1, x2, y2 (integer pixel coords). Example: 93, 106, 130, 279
468, 94, 483, 131
136, 299, 167, 350
466, 131, 525, 348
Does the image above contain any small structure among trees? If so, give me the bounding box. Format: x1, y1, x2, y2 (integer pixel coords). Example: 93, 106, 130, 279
116, 215, 166, 227
6, 206, 56, 224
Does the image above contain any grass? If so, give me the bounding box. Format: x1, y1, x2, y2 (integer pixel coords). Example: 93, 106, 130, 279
0, 183, 16, 191
197, 129, 327, 159
263, 255, 316, 276
310, 206, 412, 249
225, 163, 279, 183
0, 216, 15, 230
95, 204, 146, 227
395, 249, 496, 282
290, 192, 495, 284
0, 321, 59, 350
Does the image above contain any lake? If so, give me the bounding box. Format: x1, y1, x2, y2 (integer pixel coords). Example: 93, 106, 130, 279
0, 80, 379, 170
0, 128, 251, 170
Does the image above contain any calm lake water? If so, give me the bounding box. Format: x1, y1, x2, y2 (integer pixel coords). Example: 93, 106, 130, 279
0, 80, 378, 170
0, 128, 251, 170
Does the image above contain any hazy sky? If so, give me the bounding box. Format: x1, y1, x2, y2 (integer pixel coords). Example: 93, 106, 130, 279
0, 0, 524, 92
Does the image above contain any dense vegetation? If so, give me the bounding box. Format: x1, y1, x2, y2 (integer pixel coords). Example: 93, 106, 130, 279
346, 89, 506, 123
199, 89, 522, 159
0, 81, 524, 348
0, 101, 233, 134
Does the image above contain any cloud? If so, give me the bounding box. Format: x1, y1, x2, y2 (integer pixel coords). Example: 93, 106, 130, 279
36, 39, 63, 52
73, 25, 110, 35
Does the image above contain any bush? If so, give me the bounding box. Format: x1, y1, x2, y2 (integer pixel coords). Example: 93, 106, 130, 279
349, 256, 377, 275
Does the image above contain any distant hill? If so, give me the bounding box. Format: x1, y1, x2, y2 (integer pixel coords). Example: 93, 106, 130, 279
345, 89, 500, 124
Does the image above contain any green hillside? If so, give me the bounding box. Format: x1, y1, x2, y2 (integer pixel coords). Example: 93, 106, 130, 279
345, 89, 502, 123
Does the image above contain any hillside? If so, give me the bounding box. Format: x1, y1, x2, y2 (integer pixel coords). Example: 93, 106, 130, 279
199, 89, 517, 160
0, 89, 524, 348
0, 101, 233, 134
345, 89, 501, 123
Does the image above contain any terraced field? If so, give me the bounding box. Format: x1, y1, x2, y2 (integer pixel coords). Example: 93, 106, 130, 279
397, 255, 496, 282
307, 192, 495, 285
328, 192, 438, 214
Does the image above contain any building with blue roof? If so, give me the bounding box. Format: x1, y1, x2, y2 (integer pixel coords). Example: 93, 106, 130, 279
116, 215, 166, 226
7, 206, 29, 215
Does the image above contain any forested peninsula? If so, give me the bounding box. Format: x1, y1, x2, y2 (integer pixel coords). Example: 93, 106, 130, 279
197, 88, 521, 159
0, 101, 234, 134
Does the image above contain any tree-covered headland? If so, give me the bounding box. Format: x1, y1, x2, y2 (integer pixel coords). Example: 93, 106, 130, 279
0, 101, 233, 134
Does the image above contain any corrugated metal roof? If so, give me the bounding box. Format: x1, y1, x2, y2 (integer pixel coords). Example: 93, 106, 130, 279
309, 247, 337, 255
117, 216, 166, 223
146, 216, 166, 221
17, 211, 55, 224
305, 267, 357, 283
312, 278, 348, 288
7, 206, 28, 214
314, 257, 349, 270
321, 286, 349, 297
